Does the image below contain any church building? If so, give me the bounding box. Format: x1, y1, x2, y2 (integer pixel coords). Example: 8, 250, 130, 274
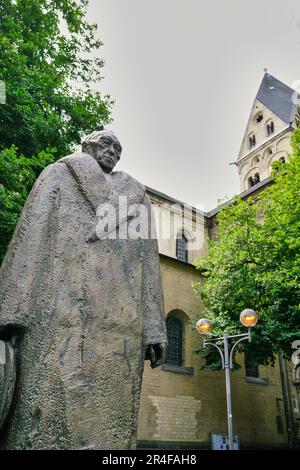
137, 73, 300, 449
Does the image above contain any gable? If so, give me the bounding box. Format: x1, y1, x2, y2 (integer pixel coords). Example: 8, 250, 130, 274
237, 74, 296, 161
238, 99, 287, 160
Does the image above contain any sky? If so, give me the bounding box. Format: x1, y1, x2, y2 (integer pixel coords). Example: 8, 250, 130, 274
86, 0, 300, 211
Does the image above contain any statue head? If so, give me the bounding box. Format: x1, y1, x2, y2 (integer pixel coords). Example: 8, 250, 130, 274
82, 130, 122, 173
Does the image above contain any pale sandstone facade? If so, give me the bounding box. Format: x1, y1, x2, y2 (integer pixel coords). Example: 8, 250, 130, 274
236, 100, 293, 192
236, 73, 299, 192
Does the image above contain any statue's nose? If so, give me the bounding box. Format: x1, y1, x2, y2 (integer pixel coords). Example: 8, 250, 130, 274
107, 146, 115, 156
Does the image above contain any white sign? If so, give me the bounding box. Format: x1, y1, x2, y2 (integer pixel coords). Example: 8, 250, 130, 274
211, 433, 239, 450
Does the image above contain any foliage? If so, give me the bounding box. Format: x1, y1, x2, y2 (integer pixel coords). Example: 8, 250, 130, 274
0, 146, 56, 261
0, 0, 113, 157
0, 0, 113, 262
193, 130, 300, 369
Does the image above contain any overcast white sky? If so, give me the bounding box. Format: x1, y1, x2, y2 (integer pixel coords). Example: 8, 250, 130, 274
86, 0, 300, 211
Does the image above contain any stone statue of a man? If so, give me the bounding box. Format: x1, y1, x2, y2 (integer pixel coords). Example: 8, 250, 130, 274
0, 130, 167, 450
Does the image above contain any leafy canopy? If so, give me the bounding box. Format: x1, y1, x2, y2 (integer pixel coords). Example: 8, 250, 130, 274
0, 0, 112, 156
0, 0, 113, 263
193, 129, 300, 368
0, 146, 55, 262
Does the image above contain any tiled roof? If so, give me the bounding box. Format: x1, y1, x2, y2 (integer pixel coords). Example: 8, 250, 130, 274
256, 73, 295, 124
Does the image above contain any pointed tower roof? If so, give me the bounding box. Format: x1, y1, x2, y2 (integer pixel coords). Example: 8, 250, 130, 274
237, 73, 296, 161
256, 73, 295, 124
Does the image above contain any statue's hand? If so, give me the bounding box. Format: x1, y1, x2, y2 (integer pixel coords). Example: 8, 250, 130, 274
146, 342, 167, 369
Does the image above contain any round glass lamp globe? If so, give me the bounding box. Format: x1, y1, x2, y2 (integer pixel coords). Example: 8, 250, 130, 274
196, 318, 212, 335
240, 309, 258, 328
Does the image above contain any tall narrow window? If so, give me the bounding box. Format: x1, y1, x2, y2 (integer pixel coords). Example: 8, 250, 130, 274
253, 173, 260, 185
166, 316, 183, 366
248, 176, 254, 188
176, 233, 188, 262
249, 134, 256, 149
245, 351, 259, 378
267, 121, 275, 135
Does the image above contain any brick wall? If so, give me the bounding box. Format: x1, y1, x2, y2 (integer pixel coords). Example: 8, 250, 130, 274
137, 257, 289, 449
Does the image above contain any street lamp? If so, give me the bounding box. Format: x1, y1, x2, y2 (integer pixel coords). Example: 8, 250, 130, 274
196, 309, 258, 451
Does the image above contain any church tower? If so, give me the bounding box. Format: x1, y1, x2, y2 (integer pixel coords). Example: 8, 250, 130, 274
236, 73, 299, 192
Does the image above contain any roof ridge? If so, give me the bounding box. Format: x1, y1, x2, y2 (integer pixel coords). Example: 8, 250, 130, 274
256, 72, 296, 97
255, 72, 296, 125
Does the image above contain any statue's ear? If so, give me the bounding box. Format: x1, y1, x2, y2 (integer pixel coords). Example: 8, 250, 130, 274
82, 142, 89, 153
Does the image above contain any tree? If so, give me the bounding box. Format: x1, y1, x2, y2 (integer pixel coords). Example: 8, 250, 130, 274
0, 146, 55, 262
0, 0, 113, 262
0, 0, 112, 157
193, 129, 300, 369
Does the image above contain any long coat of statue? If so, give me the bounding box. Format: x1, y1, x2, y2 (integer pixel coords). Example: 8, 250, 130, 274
0, 151, 167, 449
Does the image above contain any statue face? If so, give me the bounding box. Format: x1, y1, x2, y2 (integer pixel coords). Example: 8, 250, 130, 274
89, 132, 122, 173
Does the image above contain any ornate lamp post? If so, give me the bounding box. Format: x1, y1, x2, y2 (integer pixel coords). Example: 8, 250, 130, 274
196, 309, 258, 450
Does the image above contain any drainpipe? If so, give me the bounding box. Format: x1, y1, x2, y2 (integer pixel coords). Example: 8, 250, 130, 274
278, 352, 293, 447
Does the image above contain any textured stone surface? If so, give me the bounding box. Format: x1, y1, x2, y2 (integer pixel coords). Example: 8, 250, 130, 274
149, 394, 202, 440
0, 149, 167, 449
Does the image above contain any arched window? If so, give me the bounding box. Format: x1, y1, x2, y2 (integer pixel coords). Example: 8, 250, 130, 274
249, 134, 256, 149
267, 121, 275, 135
245, 351, 259, 378
253, 173, 260, 185
166, 316, 183, 366
248, 176, 254, 188
176, 232, 188, 262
